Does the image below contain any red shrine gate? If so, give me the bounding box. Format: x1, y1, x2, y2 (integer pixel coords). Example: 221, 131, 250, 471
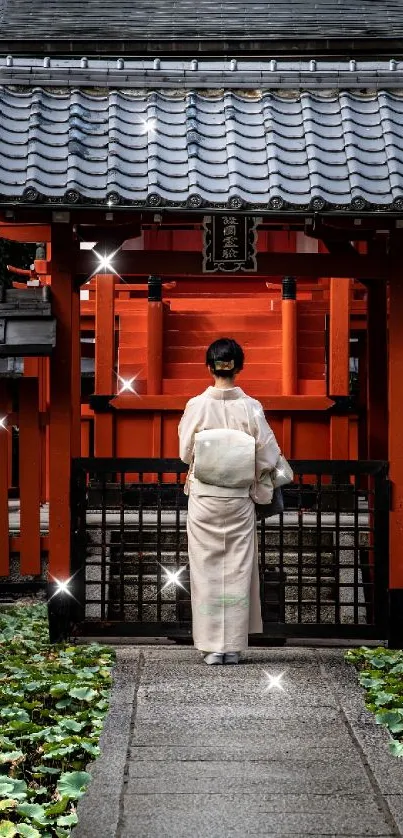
0, 214, 394, 644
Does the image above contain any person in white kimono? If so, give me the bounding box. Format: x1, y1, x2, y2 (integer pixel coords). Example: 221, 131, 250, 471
178, 337, 281, 665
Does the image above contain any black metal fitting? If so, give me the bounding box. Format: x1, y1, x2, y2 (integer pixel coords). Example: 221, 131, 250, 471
282, 276, 297, 300
89, 394, 114, 413
148, 275, 162, 302
328, 395, 358, 414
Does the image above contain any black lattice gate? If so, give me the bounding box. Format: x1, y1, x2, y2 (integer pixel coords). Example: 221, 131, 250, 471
69, 458, 389, 640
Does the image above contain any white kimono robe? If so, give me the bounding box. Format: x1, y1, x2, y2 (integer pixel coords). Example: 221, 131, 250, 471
178, 385, 281, 653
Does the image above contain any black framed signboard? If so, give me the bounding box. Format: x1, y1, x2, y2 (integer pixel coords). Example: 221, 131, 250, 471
202, 215, 260, 273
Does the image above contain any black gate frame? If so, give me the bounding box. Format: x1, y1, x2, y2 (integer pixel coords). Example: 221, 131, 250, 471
68, 458, 390, 642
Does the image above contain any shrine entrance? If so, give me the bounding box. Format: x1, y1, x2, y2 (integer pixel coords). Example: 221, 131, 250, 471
0, 216, 399, 647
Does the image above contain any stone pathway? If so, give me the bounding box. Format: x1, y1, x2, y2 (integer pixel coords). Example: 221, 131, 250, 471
72, 647, 403, 837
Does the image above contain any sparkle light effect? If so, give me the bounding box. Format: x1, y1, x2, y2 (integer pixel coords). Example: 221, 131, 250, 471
118, 376, 137, 394
115, 371, 143, 397
0, 416, 8, 431
93, 247, 121, 276
160, 565, 188, 593
262, 670, 286, 693
47, 572, 81, 605
275, 468, 286, 479
141, 118, 157, 135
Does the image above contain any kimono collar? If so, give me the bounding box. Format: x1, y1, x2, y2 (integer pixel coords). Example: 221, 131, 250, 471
205, 386, 246, 401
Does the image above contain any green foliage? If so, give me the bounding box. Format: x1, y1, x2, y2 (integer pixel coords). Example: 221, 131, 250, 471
0, 604, 116, 837
345, 646, 403, 757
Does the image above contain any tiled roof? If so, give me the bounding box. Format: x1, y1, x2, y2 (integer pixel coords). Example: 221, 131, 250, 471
1, 0, 403, 43
2, 56, 403, 90
2, 87, 403, 213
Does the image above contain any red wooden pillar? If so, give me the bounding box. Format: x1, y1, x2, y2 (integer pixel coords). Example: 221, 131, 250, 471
147, 275, 163, 395
329, 277, 350, 459
94, 273, 115, 457
281, 276, 297, 395
367, 278, 388, 460
71, 283, 81, 459
48, 223, 80, 582
19, 376, 41, 575
388, 264, 403, 646
39, 357, 49, 504
0, 385, 10, 576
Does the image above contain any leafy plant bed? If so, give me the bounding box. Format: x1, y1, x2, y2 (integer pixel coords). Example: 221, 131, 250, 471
0, 603, 116, 838
345, 646, 403, 758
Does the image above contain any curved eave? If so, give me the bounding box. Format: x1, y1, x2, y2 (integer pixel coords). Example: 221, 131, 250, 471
1, 36, 403, 57
2, 193, 403, 215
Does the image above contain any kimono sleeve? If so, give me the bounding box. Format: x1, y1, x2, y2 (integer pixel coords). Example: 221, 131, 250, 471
178, 400, 199, 464
253, 404, 281, 482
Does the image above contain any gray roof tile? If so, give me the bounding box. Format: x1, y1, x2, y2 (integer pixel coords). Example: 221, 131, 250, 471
1, 0, 403, 43
1, 87, 403, 211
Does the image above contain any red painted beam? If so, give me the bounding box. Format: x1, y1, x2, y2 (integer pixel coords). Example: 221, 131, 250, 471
389, 262, 403, 589
10, 536, 49, 553
329, 278, 350, 397
94, 274, 115, 456
48, 225, 79, 581
111, 394, 334, 411
0, 389, 10, 576
0, 224, 50, 242
19, 378, 41, 575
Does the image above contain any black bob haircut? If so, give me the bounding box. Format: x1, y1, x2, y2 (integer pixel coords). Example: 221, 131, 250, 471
206, 338, 245, 378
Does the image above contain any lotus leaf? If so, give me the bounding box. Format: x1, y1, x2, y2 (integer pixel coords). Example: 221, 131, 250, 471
56, 772, 91, 800
44, 797, 69, 818
389, 740, 403, 757
0, 803, 16, 813
15, 803, 47, 825
68, 688, 97, 702
0, 821, 17, 837
0, 710, 29, 723
16, 824, 41, 838
56, 814, 78, 827
0, 779, 27, 801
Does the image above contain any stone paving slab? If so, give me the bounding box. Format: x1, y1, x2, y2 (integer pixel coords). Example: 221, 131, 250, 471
128, 742, 360, 762
131, 716, 346, 746
72, 646, 403, 838
126, 759, 373, 795
121, 793, 393, 837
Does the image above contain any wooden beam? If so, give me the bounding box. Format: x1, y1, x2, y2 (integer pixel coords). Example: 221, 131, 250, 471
10, 535, 49, 552
48, 224, 77, 581
19, 378, 41, 575
330, 415, 350, 460
94, 274, 115, 457
110, 394, 334, 411
0, 224, 51, 242
389, 260, 403, 590
76, 250, 391, 279
0, 387, 10, 576
71, 286, 81, 458
329, 277, 350, 396
367, 277, 388, 459
147, 302, 163, 394
281, 278, 297, 395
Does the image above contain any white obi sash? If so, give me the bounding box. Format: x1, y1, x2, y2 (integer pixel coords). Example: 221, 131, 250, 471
194, 428, 255, 489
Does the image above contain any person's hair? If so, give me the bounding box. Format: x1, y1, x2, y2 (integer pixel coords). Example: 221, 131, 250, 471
206, 338, 244, 378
